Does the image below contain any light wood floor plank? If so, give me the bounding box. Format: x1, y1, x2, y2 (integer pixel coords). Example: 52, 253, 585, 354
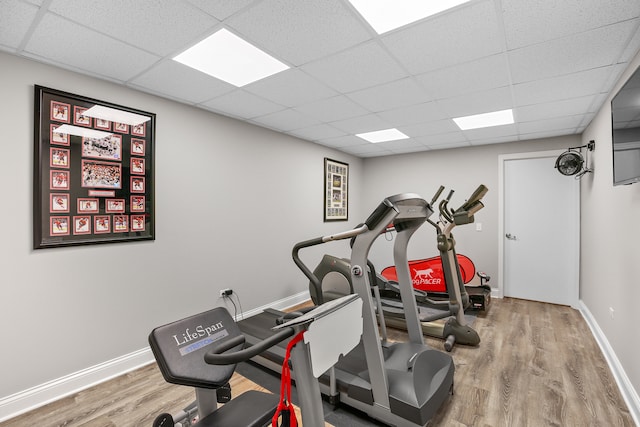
0, 298, 634, 427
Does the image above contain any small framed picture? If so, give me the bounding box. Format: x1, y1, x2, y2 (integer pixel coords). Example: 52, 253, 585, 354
131, 157, 145, 175
324, 158, 349, 222
131, 215, 145, 231
130, 195, 145, 212
106, 198, 125, 213
95, 118, 111, 130
73, 216, 91, 235
131, 176, 145, 193
132, 122, 146, 136
131, 138, 145, 156
113, 215, 129, 232
50, 125, 69, 145
50, 170, 69, 190
50, 193, 69, 213
50, 101, 70, 123
77, 198, 99, 214
73, 106, 92, 127
94, 216, 110, 234
113, 122, 129, 134
50, 216, 70, 236
50, 147, 70, 168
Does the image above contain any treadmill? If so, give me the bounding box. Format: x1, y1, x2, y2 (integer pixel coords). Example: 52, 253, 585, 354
238, 193, 454, 427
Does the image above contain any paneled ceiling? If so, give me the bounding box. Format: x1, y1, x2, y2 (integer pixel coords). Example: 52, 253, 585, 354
2, 0, 640, 157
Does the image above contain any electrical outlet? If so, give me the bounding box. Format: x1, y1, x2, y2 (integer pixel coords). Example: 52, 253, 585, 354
220, 288, 233, 297
609, 307, 614, 319
475, 222, 482, 231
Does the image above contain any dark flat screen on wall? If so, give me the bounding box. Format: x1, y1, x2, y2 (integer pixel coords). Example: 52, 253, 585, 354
611, 65, 640, 186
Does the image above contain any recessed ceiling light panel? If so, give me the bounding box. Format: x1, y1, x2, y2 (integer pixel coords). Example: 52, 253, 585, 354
453, 109, 514, 130
174, 28, 289, 87
348, 0, 471, 34
356, 128, 409, 143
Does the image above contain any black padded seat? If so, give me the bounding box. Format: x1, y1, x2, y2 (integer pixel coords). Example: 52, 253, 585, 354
197, 390, 278, 427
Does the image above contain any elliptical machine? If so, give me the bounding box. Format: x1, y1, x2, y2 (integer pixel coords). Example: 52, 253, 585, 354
381, 185, 487, 350
309, 185, 488, 351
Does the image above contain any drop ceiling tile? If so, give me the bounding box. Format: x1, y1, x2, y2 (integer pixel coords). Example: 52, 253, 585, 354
463, 124, 518, 141
25, 13, 160, 81
377, 102, 446, 126
347, 78, 432, 112
502, 0, 640, 50
417, 131, 468, 147
508, 20, 638, 84
516, 96, 596, 123
519, 129, 573, 141
399, 119, 460, 137
244, 69, 337, 107
620, 22, 640, 62
301, 41, 408, 93
293, 95, 370, 123
518, 115, 584, 134
416, 54, 511, 100
378, 139, 425, 153
129, 60, 235, 104
0, 0, 39, 50
251, 108, 321, 132
468, 135, 517, 146
316, 134, 368, 148
288, 123, 346, 141
200, 90, 286, 119
513, 67, 614, 106
47, 0, 219, 56
339, 143, 392, 156
329, 113, 391, 134
424, 140, 470, 150
227, 0, 371, 66
184, 0, 255, 20
381, 0, 503, 74
437, 86, 513, 118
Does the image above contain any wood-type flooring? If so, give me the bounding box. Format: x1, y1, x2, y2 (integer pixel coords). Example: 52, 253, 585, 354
0, 298, 634, 426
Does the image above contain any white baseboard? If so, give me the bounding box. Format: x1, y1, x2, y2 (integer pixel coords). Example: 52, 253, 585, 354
0, 291, 311, 423
579, 300, 640, 426
0, 347, 155, 422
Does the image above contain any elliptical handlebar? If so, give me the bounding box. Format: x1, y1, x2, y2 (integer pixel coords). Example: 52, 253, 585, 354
204, 327, 295, 366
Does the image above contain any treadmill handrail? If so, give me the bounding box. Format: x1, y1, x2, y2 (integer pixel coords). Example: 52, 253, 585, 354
204, 328, 295, 365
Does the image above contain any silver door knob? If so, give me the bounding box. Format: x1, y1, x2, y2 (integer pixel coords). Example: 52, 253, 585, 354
506, 233, 517, 240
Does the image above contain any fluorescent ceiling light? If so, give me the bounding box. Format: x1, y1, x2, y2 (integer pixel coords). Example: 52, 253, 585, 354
453, 109, 514, 130
348, 0, 471, 34
82, 105, 150, 126
53, 125, 113, 139
356, 128, 409, 143
173, 28, 289, 87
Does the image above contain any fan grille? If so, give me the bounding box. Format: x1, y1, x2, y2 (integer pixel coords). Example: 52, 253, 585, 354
555, 151, 584, 176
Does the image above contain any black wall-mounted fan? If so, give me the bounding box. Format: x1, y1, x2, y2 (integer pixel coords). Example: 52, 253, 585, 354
555, 140, 595, 178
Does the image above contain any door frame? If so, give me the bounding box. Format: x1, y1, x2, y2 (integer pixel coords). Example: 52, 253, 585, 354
498, 150, 580, 307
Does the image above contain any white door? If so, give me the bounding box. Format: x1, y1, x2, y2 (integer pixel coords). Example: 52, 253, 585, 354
500, 152, 579, 306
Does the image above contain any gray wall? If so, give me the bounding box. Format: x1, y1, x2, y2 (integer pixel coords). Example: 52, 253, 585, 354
361, 136, 578, 286
0, 52, 363, 401
2, 47, 639, 422
580, 51, 640, 410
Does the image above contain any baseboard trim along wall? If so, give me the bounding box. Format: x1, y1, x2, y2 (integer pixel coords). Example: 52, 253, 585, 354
0, 290, 311, 422
579, 300, 640, 426
0, 348, 154, 422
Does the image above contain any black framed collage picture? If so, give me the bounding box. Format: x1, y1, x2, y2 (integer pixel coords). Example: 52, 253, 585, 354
33, 85, 155, 249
